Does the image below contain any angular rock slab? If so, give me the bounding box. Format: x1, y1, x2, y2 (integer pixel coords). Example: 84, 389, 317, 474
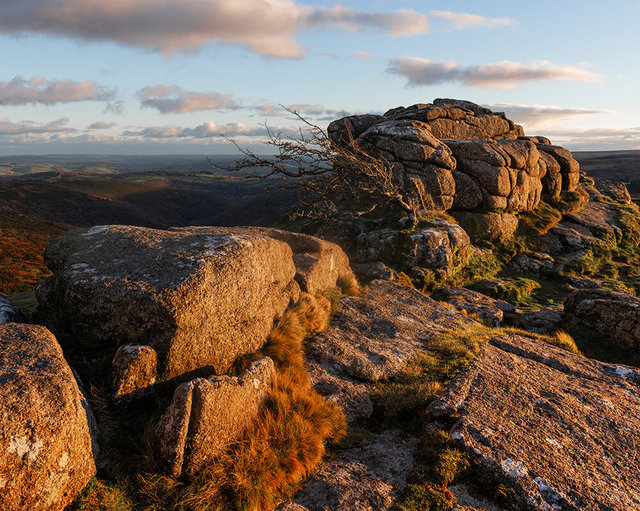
0, 323, 98, 511
40, 225, 296, 380
277, 430, 418, 511
307, 280, 476, 420
156, 357, 275, 477
431, 334, 640, 510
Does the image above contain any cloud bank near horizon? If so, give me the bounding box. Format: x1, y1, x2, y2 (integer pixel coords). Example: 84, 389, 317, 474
388, 58, 600, 89
0, 1, 513, 58
138, 86, 240, 114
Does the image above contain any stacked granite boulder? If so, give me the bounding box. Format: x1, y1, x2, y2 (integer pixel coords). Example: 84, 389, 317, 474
328, 98, 581, 224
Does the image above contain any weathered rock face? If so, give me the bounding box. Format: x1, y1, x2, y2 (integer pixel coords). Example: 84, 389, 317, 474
111, 344, 159, 398
156, 357, 275, 477
0, 294, 24, 323
307, 280, 476, 420
452, 211, 519, 241
38, 225, 297, 383
430, 334, 640, 510
508, 252, 555, 275
328, 99, 581, 215
356, 220, 470, 277
564, 289, 640, 351
0, 323, 98, 511
431, 286, 515, 326
444, 139, 544, 213
277, 430, 418, 511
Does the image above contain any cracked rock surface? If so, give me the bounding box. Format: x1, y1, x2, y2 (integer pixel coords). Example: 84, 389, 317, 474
431, 333, 640, 511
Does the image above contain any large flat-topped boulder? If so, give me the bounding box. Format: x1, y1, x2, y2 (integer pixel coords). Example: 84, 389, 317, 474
39, 225, 296, 380
0, 323, 98, 511
430, 334, 640, 510
172, 226, 355, 296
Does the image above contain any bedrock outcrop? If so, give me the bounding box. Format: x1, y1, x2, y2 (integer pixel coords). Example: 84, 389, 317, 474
430, 333, 640, 511
328, 99, 580, 215
0, 323, 98, 511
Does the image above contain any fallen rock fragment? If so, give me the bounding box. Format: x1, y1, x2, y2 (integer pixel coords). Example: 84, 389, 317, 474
0, 323, 98, 511
431, 286, 515, 325
156, 357, 275, 477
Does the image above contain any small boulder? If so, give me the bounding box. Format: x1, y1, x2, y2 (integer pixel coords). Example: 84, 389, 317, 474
156, 357, 275, 477
508, 252, 554, 275
0, 294, 24, 323
0, 323, 98, 511
111, 345, 159, 399
431, 286, 515, 325
564, 289, 640, 351
453, 212, 519, 241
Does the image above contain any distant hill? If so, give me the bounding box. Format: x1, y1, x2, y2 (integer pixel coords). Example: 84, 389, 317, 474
574, 150, 640, 200
0, 168, 296, 294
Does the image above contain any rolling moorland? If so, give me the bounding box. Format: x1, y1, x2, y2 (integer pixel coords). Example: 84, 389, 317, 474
0, 151, 638, 297
2, 100, 640, 510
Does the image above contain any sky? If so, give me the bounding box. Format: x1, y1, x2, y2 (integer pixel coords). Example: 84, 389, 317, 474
1, 0, 639, 155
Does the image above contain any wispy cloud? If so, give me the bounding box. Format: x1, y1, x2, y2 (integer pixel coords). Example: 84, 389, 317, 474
545, 126, 640, 151
352, 50, 373, 60
304, 7, 428, 35
138, 85, 239, 114
484, 103, 613, 129
122, 121, 298, 139
0, 76, 114, 105
87, 121, 117, 130
387, 58, 600, 89
0, 117, 75, 135
429, 10, 515, 30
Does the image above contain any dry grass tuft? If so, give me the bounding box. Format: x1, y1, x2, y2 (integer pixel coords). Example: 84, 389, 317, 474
336, 273, 362, 297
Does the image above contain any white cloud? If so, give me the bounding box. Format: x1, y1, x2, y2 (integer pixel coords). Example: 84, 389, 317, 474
484, 103, 613, 129
0, 76, 115, 105
544, 126, 640, 151
122, 121, 298, 139
138, 85, 239, 114
429, 10, 515, 30
387, 58, 600, 89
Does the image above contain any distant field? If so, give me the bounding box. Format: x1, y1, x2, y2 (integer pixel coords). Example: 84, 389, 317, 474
574, 150, 640, 198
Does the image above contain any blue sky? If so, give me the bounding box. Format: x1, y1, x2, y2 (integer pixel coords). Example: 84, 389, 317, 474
0, 0, 638, 155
